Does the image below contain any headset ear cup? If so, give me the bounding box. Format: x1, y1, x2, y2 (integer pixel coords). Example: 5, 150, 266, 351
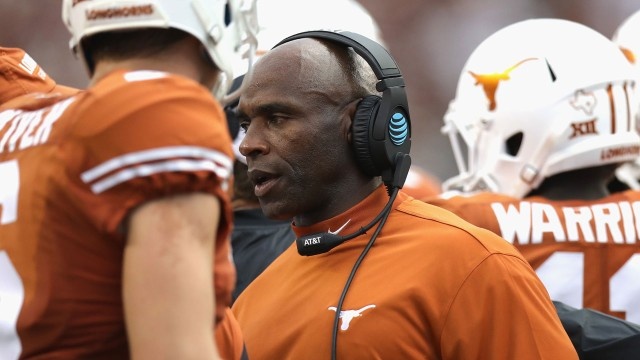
352, 95, 382, 176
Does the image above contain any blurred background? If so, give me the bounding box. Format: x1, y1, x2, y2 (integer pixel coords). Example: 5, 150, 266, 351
2, 0, 639, 181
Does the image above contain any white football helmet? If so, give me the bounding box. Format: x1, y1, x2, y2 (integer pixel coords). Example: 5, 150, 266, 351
230, 0, 384, 78
441, 18, 640, 198
62, 0, 258, 102
257, 0, 383, 50
612, 9, 640, 191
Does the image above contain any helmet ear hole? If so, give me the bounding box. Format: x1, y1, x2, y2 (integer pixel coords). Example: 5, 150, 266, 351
224, 3, 231, 26
506, 132, 523, 156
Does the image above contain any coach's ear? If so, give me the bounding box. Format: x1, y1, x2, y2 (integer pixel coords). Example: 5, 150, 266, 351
343, 98, 361, 144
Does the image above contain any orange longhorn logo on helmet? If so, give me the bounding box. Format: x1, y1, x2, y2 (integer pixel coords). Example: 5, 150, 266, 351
469, 58, 537, 111
619, 46, 636, 64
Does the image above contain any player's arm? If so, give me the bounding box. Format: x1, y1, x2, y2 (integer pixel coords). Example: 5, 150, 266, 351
123, 192, 221, 360
442, 252, 579, 360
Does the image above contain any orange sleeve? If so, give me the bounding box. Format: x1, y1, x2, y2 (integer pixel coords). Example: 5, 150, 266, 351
215, 308, 246, 360
441, 253, 578, 359
68, 75, 233, 241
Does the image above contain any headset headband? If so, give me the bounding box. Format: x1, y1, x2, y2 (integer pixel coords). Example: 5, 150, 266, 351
273, 30, 405, 91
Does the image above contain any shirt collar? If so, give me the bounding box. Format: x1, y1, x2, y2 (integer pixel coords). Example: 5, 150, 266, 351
292, 185, 404, 238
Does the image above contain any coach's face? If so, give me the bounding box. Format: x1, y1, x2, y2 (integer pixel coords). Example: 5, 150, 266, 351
237, 38, 360, 226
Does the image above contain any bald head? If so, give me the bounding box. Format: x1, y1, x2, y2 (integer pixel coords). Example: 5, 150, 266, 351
246, 37, 377, 107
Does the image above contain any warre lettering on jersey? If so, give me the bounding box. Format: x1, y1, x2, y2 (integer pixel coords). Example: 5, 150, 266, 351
491, 201, 640, 245
0, 97, 75, 154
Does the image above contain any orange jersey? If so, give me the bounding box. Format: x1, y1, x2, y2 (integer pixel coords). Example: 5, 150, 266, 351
232, 186, 577, 359
426, 191, 640, 323
0, 70, 235, 359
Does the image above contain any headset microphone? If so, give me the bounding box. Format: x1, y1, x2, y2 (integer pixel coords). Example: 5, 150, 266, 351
296, 153, 409, 256
297, 233, 348, 256
296, 199, 390, 256
296, 193, 396, 255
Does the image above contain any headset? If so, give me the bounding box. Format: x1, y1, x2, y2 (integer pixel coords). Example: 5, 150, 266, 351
276, 30, 411, 182
272, 30, 412, 360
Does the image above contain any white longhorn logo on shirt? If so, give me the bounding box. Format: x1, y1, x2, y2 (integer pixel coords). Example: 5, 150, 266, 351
328, 304, 376, 330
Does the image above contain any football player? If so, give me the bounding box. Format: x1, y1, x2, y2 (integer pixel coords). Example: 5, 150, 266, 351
424, 17, 640, 359
0, 0, 257, 358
